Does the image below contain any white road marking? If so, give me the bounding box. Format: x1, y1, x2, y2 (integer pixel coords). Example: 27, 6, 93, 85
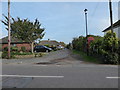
106, 77, 120, 79
34, 65, 48, 66
0, 75, 64, 78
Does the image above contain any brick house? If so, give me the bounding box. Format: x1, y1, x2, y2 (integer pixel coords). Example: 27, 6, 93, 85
0, 36, 32, 51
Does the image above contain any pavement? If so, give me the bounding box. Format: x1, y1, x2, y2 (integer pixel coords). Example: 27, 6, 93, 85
1, 49, 119, 88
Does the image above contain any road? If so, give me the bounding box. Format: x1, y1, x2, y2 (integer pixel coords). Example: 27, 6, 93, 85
2, 49, 119, 88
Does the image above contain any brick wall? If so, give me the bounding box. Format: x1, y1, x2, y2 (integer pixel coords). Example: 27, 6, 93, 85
2, 43, 31, 52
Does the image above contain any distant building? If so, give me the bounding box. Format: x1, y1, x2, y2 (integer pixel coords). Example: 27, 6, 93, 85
39, 39, 64, 47
0, 36, 32, 51
102, 20, 120, 38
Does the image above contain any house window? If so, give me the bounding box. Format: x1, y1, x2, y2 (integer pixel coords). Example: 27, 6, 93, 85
13, 44, 16, 47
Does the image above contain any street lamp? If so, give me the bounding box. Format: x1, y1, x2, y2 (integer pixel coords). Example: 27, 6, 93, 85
84, 9, 89, 56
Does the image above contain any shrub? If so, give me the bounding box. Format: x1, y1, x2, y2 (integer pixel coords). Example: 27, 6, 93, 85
11, 46, 18, 52
44, 44, 50, 47
21, 46, 26, 52
2, 51, 15, 59
72, 32, 119, 64
3, 47, 8, 51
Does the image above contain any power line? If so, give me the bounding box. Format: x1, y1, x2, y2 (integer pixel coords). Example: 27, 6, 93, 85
89, 2, 100, 27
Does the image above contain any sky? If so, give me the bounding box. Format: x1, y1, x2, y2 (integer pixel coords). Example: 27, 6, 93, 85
1, 1, 119, 44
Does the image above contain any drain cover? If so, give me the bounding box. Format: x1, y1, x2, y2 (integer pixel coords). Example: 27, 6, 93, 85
2, 77, 33, 88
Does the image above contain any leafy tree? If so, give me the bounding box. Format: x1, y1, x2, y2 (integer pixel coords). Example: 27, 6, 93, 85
2, 15, 45, 53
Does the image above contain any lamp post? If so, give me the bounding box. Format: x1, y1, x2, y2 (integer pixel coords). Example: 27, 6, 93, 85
84, 9, 89, 56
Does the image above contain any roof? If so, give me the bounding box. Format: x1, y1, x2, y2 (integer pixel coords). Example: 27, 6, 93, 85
0, 36, 31, 44
39, 40, 61, 46
102, 20, 120, 32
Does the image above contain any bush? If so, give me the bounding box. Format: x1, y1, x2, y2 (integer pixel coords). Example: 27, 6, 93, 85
11, 46, 18, 52
3, 46, 18, 52
44, 44, 50, 47
2, 51, 15, 59
72, 32, 119, 64
21, 46, 26, 52
3, 47, 8, 51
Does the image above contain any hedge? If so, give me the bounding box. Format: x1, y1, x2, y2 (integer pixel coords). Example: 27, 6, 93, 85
72, 32, 119, 64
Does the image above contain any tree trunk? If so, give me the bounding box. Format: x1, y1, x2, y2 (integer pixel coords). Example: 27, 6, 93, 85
31, 42, 34, 53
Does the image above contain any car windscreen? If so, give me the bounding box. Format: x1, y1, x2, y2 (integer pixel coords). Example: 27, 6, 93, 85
35, 46, 44, 48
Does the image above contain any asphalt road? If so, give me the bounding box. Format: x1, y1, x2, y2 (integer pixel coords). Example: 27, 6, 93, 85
2, 49, 119, 88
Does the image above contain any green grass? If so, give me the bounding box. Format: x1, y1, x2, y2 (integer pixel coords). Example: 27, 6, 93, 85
72, 50, 102, 64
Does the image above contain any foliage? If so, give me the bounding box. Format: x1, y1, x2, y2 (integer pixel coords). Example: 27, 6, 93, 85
72, 36, 86, 51
73, 50, 102, 64
71, 32, 119, 64
3, 46, 18, 52
11, 46, 18, 52
2, 51, 15, 59
2, 15, 45, 53
44, 44, 50, 47
2, 15, 45, 43
3, 47, 8, 51
21, 46, 26, 52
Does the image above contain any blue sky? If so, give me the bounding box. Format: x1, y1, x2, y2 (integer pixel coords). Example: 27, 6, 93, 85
1, 2, 118, 44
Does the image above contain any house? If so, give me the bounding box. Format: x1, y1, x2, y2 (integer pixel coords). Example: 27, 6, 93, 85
39, 39, 64, 47
0, 36, 32, 51
102, 20, 120, 38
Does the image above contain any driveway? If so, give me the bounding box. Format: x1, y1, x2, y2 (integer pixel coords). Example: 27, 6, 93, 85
2, 49, 86, 65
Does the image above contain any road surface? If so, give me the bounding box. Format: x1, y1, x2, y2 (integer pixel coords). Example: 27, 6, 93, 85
2, 49, 119, 88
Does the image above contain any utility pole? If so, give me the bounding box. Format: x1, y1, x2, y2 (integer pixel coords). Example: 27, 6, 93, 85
109, 0, 114, 52
8, 0, 11, 59
84, 9, 89, 56
109, 0, 114, 34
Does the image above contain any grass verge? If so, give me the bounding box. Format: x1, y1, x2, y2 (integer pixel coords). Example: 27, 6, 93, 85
72, 50, 102, 64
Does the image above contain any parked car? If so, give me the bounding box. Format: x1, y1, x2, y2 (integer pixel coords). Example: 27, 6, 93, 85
34, 45, 52, 52
57, 46, 64, 50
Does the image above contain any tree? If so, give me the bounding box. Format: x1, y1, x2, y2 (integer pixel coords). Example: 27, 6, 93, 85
2, 15, 45, 53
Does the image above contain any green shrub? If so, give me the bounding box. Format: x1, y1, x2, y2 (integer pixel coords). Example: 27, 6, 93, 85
21, 46, 26, 52
72, 32, 119, 64
2, 51, 15, 59
11, 46, 18, 52
44, 44, 50, 47
3, 47, 8, 51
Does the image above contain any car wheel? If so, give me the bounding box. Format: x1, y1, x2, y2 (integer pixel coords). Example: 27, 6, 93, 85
46, 50, 48, 52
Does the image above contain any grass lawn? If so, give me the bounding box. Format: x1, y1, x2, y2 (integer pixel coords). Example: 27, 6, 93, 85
72, 50, 102, 64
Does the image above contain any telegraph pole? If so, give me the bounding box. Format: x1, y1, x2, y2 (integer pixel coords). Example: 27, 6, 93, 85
109, 0, 114, 52
8, 0, 11, 59
84, 9, 89, 56
109, 0, 113, 34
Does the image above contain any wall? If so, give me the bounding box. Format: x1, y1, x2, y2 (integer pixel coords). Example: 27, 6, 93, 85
113, 27, 119, 38
104, 26, 120, 39
2, 43, 31, 52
